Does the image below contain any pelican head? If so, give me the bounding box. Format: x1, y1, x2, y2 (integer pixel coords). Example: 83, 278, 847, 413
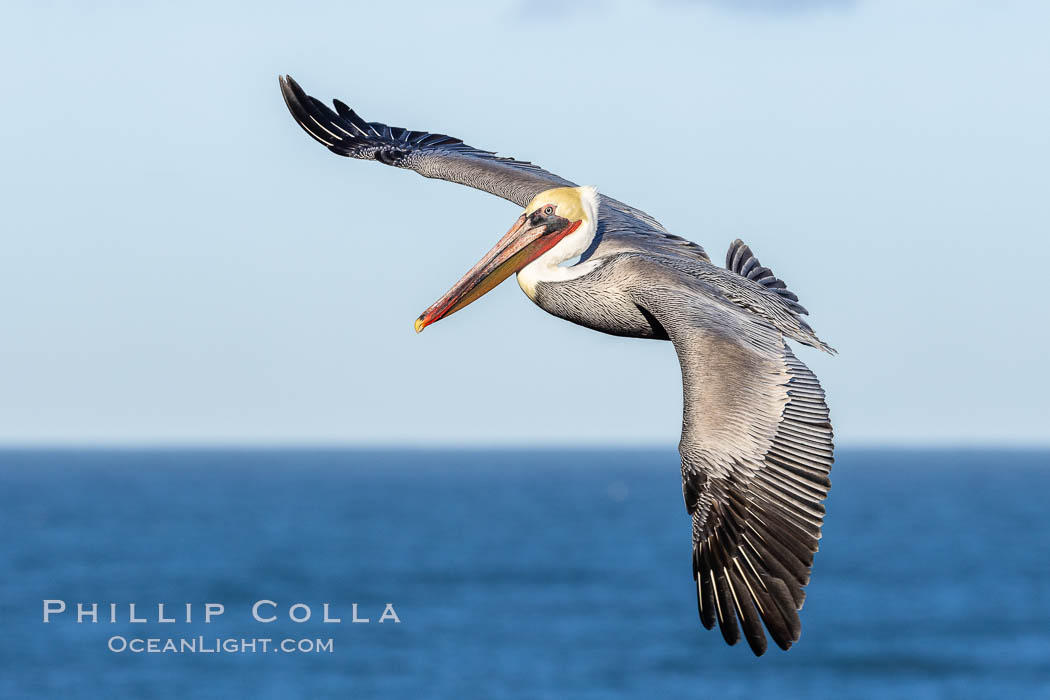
414, 186, 599, 332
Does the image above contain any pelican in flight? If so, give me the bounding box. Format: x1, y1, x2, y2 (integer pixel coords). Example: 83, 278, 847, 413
279, 76, 835, 656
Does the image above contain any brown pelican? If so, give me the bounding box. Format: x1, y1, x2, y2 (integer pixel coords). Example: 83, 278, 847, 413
279, 76, 835, 656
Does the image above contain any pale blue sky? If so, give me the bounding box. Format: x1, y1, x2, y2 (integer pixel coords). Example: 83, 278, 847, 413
2, 0, 1047, 446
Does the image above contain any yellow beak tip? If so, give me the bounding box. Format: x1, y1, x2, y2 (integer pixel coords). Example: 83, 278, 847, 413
414, 317, 426, 334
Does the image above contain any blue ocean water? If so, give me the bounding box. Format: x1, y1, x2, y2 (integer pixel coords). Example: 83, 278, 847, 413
0, 448, 1047, 699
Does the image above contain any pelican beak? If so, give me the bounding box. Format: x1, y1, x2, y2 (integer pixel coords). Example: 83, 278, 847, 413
414, 212, 581, 332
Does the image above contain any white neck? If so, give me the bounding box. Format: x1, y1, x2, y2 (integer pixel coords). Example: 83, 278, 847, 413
516, 224, 600, 302
516, 188, 601, 299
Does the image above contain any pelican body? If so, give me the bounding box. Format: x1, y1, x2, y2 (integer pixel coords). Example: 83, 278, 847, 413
280, 76, 835, 657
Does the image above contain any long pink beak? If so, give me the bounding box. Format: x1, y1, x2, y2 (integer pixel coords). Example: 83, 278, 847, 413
414, 214, 581, 332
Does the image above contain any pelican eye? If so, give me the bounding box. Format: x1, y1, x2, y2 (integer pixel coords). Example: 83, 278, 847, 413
543, 205, 555, 216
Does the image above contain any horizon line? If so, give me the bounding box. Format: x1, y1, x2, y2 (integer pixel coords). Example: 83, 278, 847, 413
0, 441, 1048, 452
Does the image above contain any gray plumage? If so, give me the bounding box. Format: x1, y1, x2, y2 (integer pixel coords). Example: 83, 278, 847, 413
280, 76, 835, 657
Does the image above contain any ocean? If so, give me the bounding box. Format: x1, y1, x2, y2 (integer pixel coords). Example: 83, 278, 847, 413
1, 448, 1047, 699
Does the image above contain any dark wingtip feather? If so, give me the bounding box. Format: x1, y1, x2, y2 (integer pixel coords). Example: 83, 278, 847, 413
724, 237, 832, 348
694, 553, 718, 630
279, 74, 336, 149
278, 75, 294, 112
716, 577, 741, 646
765, 576, 802, 648
280, 75, 309, 111
332, 98, 351, 116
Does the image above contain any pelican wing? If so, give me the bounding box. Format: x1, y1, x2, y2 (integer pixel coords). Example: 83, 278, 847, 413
280, 75, 572, 206
279, 76, 710, 262
623, 255, 834, 656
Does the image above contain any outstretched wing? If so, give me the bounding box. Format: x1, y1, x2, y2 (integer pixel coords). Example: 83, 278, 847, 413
280, 75, 573, 207
625, 256, 834, 656
279, 76, 710, 263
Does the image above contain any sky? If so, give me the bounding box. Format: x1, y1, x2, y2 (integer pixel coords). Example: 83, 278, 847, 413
2, 0, 1047, 447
